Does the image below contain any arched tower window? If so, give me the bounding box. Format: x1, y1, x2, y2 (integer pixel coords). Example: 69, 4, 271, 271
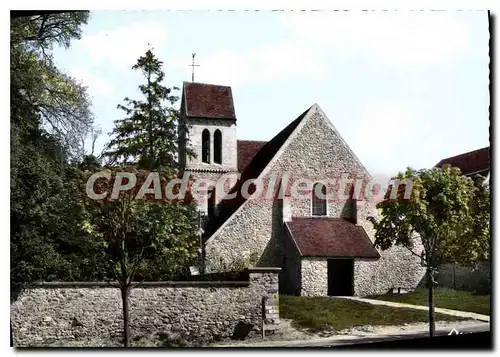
312, 182, 327, 216
202, 129, 210, 163
214, 129, 222, 164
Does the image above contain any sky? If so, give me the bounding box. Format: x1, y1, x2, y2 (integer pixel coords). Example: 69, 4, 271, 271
53, 10, 490, 177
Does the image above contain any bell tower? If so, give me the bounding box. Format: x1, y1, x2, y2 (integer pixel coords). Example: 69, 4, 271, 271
178, 81, 239, 216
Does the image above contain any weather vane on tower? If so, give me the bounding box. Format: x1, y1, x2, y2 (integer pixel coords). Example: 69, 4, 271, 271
188, 53, 200, 82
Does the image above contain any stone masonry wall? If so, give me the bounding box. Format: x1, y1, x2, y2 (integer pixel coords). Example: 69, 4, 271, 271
10, 268, 280, 347
204, 106, 425, 296
353, 200, 426, 296
205, 197, 284, 271
280, 229, 302, 295
186, 170, 240, 215
183, 118, 238, 171
301, 259, 328, 296
354, 246, 426, 296
436, 261, 491, 293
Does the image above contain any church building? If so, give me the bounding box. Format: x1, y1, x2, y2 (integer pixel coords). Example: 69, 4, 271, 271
178, 81, 425, 297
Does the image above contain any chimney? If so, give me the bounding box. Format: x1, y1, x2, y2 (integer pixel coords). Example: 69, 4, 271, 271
282, 195, 292, 223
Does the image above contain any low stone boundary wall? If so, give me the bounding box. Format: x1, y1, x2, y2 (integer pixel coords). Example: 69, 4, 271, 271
436, 262, 490, 294
11, 268, 280, 347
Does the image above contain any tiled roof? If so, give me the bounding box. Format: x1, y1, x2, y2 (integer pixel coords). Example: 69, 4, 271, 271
237, 140, 268, 173
435, 147, 490, 176
183, 82, 236, 119
203, 107, 311, 239
285, 217, 380, 259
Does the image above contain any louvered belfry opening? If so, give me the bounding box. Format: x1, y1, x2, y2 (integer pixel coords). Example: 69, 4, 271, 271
202, 129, 210, 163
214, 129, 222, 164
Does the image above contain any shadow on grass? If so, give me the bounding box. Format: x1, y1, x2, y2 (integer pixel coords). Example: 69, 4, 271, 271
279, 295, 465, 333
369, 288, 490, 316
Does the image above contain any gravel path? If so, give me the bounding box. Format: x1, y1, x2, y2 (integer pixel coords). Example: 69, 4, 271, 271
213, 319, 487, 347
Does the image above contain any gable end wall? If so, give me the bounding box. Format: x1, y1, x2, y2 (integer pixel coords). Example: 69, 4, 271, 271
204, 107, 426, 296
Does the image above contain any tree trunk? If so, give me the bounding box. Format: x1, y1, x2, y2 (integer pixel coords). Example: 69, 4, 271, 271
427, 268, 435, 338
147, 72, 153, 169
121, 285, 130, 347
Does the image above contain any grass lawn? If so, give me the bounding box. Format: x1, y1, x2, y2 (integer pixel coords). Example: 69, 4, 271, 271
370, 289, 490, 316
279, 295, 465, 333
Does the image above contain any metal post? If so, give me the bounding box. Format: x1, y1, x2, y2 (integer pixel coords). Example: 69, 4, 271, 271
453, 263, 456, 290
262, 296, 267, 339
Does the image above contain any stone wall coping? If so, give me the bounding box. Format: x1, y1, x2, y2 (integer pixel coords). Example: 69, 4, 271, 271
25, 281, 251, 289
247, 267, 282, 273
185, 168, 239, 174
300, 256, 380, 260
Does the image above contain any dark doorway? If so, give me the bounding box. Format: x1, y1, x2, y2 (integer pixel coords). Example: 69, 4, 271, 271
327, 259, 354, 296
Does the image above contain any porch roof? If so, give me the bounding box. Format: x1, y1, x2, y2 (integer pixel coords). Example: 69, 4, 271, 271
285, 217, 380, 259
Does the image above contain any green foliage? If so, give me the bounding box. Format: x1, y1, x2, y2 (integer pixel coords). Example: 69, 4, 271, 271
11, 12, 93, 160
212, 250, 261, 273
81, 165, 199, 347
82, 167, 199, 284
11, 12, 89, 51
11, 17, 200, 294
369, 165, 490, 338
10, 12, 110, 286
96, 49, 200, 287
369, 166, 490, 268
103, 49, 190, 171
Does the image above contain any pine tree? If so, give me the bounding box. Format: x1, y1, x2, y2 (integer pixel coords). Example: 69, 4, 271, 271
100, 50, 200, 347
104, 49, 182, 172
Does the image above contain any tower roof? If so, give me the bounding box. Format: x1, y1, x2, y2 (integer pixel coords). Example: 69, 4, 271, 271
182, 82, 236, 120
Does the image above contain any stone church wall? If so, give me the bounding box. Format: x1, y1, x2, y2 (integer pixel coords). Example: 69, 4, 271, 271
280, 232, 302, 295
204, 107, 426, 296
205, 197, 284, 272
353, 201, 427, 296
182, 118, 238, 171
300, 259, 328, 296
10, 268, 280, 347
354, 245, 427, 296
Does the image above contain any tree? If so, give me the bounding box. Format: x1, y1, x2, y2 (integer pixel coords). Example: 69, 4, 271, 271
82, 168, 199, 346
93, 50, 200, 347
103, 49, 190, 171
10, 121, 112, 285
368, 166, 490, 338
10, 12, 109, 286
11, 12, 94, 160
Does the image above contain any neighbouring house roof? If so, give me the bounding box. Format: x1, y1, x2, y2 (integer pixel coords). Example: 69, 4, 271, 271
183, 82, 236, 120
237, 140, 268, 173
435, 147, 490, 176
203, 107, 311, 239
285, 217, 380, 259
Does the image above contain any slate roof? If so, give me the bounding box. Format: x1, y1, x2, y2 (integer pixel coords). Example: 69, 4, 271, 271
183, 82, 236, 120
203, 107, 311, 239
285, 217, 380, 259
237, 140, 268, 173
435, 147, 490, 176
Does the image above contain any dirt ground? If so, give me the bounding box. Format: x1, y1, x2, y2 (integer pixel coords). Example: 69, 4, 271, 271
211, 319, 483, 346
